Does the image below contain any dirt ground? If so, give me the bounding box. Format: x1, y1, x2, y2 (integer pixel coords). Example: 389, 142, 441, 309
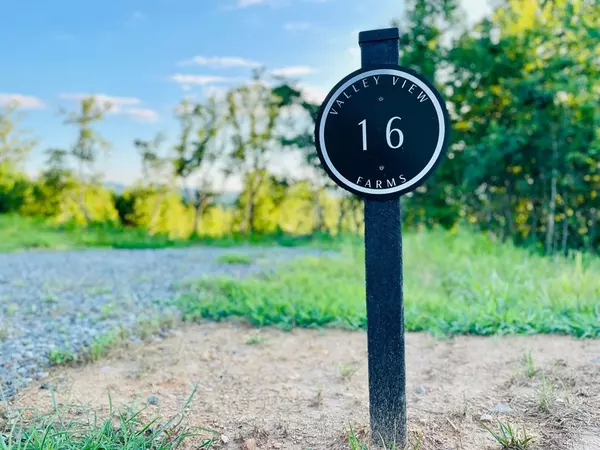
5, 322, 600, 450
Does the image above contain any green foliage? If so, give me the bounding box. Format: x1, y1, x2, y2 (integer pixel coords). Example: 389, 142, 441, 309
0, 215, 73, 251
0, 1, 598, 255
0, 165, 30, 214
442, 0, 599, 253
178, 229, 600, 337
115, 186, 194, 238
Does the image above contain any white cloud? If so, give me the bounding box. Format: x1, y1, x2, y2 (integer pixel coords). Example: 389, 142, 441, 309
283, 21, 312, 31
59, 93, 140, 112
179, 55, 261, 68
203, 85, 230, 100
59, 93, 158, 122
170, 74, 240, 91
126, 108, 159, 122
271, 66, 315, 77
0, 93, 46, 109
296, 84, 327, 104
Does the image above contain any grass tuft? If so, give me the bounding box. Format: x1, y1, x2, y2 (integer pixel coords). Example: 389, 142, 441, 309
523, 351, 538, 378
339, 363, 360, 381
346, 426, 423, 450
244, 334, 264, 345
479, 420, 535, 449
216, 253, 253, 265
536, 376, 556, 413
0, 388, 216, 449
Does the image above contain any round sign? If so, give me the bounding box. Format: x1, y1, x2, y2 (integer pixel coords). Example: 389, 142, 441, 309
314, 65, 450, 199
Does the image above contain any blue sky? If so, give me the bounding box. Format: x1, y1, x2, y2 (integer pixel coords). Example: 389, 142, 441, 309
1, 0, 491, 189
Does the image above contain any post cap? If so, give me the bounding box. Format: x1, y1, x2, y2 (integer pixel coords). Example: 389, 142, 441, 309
359, 27, 400, 44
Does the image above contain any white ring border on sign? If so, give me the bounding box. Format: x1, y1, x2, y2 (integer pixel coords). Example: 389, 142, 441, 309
319, 68, 446, 195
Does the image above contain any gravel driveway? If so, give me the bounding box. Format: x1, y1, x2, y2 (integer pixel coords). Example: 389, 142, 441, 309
0, 246, 328, 401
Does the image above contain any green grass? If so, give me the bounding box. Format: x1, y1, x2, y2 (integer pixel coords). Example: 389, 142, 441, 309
479, 420, 535, 449
244, 334, 264, 345
523, 351, 538, 378
346, 426, 422, 450
0, 214, 357, 252
216, 253, 253, 265
0, 389, 217, 449
178, 230, 600, 337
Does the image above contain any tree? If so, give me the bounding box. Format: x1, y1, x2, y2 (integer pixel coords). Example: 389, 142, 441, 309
225, 69, 288, 234
61, 96, 112, 222
172, 96, 222, 235
0, 102, 37, 170
0, 103, 37, 213
135, 133, 170, 186
390, 0, 465, 230
447, 0, 599, 253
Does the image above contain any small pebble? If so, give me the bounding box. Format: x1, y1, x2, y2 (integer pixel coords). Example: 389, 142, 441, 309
479, 414, 494, 422
415, 385, 426, 394
147, 395, 159, 406
221, 435, 230, 444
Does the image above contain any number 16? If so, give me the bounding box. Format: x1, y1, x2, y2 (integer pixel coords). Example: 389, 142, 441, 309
358, 117, 404, 151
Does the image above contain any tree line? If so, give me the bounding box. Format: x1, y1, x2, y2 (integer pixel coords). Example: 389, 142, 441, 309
0, 0, 598, 255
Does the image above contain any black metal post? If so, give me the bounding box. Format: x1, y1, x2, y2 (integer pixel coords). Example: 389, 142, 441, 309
359, 28, 406, 448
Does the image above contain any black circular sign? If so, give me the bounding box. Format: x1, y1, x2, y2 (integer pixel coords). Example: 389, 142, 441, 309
315, 65, 450, 199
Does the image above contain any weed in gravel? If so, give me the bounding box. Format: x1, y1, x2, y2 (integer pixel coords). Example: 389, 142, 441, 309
100, 303, 116, 320
42, 294, 58, 305
479, 420, 535, 449
216, 253, 253, 265
88, 286, 112, 296
48, 349, 77, 366
5, 305, 18, 317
